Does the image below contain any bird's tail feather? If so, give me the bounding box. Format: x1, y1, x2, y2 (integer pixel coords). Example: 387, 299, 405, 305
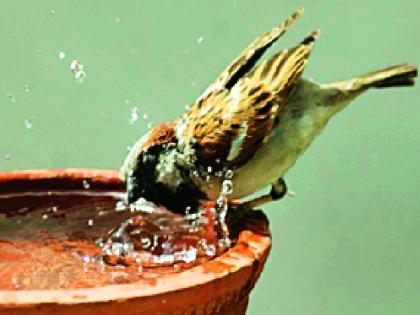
355, 64, 417, 89
326, 64, 417, 92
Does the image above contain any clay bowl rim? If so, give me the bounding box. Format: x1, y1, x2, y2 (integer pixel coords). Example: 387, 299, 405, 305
0, 169, 271, 306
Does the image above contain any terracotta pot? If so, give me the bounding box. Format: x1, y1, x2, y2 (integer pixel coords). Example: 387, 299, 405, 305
0, 169, 271, 315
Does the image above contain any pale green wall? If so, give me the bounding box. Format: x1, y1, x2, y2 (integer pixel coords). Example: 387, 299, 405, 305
0, 1, 419, 314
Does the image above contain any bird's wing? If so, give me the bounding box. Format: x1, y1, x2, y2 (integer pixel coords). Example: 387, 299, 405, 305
195, 7, 304, 102
179, 26, 319, 169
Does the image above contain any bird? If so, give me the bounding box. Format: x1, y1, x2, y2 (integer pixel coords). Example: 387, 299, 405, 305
121, 7, 417, 214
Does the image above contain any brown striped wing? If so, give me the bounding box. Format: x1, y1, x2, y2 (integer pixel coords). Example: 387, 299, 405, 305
181, 31, 318, 169
195, 8, 303, 104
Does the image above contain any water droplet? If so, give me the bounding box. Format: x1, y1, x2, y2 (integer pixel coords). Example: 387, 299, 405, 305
87, 219, 94, 226
82, 179, 90, 189
115, 201, 126, 212
70, 59, 86, 83
58, 51, 66, 60
129, 106, 139, 125
222, 179, 233, 195
69, 59, 82, 71
124, 99, 131, 104
115, 17, 121, 24
142, 113, 148, 120
7, 93, 16, 102
24, 119, 33, 129
191, 81, 196, 87
42, 214, 48, 220
74, 70, 86, 83
205, 244, 216, 256
207, 166, 213, 173
185, 105, 190, 110
185, 206, 191, 215
4, 153, 11, 161
141, 237, 151, 249
287, 190, 296, 197
52, 206, 58, 212
24, 83, 30, 92
50, 9, 56, 15
225, 169, 233, 179
197, 36, 204, 45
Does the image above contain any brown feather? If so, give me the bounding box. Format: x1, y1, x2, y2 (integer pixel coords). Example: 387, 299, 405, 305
179, 11, 319, 169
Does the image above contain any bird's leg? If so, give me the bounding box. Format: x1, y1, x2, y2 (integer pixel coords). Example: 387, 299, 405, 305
241, 177, 287, 209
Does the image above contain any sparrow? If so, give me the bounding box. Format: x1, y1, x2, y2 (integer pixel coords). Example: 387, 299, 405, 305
121, 8, 417, 214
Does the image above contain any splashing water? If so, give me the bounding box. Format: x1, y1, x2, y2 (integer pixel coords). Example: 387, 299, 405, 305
212, 170, 235, 250
100, 199, 224, 267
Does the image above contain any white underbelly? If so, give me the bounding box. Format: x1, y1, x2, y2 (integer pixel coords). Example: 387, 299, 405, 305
200, 80, 348, 200
229, 82, 342, 199
229, 113, 324, 198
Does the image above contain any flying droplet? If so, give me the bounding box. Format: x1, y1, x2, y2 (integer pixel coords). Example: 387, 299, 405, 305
225, 169, 233, 179
147, 122, 153, 129
142, 113, 148, 120
74, 70, 86, 83
197, 36, 204, 45
222, 179, 233, 195
70, 59, 86, 83
115, 18, 121, 24
24, 119, 33, 129
287, 190, 296, 197
42, 214, 48, 220
4, 153, 11, 161
24, 83, 30, 92
69, 59, 82, 71
87, 219, 94, 226
129, 106, 139, 125
50, 9, 56, 15
58, 51, 66, 60
7, 94, 16, 102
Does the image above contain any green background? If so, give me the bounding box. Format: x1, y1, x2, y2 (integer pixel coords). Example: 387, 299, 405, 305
0, 1, 419, 314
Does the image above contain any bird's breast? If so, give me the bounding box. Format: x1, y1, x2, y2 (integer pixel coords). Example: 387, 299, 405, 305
227, 80, 338, 199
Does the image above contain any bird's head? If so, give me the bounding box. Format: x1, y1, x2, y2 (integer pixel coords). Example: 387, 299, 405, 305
121, 120, 206, 214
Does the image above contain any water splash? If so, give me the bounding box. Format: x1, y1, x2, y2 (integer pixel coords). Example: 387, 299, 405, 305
101, 200, 224, 267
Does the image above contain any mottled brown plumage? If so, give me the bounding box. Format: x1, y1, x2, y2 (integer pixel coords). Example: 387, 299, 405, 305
181, 9, 318, 168
122, 7, 417, 213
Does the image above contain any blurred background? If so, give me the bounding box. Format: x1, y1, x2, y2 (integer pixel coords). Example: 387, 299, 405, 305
0, 1, 419, 314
